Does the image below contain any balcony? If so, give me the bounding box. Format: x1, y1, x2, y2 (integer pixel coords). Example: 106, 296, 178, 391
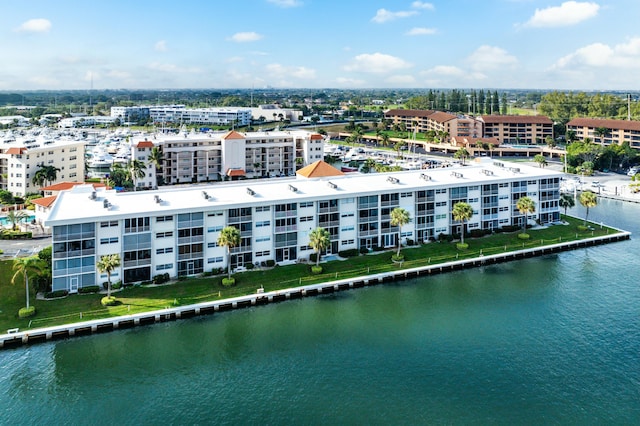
178, 235, 204, 245
123, 258, 152, 268
177, 252, 204, 261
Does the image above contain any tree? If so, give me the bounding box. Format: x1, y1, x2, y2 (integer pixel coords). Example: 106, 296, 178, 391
127, 159, 146, 191
147, 146, 164, 188
579, 191, 598, 226
0, 189, 14, 205
394, 141, 406, 159
308, 227, 330, 267
534, 154, 548, 168
380, 133, 390, 148
390, 207, 410, 258
594, 126, 609, 145
96, 254, 121, 298
32, 167, 48, 188
12, 256, 46, 311
451, 202, 474, 246
43, 165, 61, 186
6, 210, 28, 231
559, 193, 575, 215
516, 196, 536, 235
454, 147, 470, 165
218, 226, 241, 279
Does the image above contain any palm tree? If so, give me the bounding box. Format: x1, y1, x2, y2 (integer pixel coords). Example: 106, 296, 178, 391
454, 147, 470, 165
127, 159, 146, 191
32, 167, 48, 188
96, 254, 121, 298
6, 210, 28, 231
534, 154, 548, 168
451, 202, 474, 246
516, 196, 536, 235
308, 227, 330, 267
352, 125, 364, 145
218, 226, 241, 279
147, 146, 164, 188
579, 191, 598, 226
394, 141, 405, 159
390, 207, 410, 258
381, 133, 390, 148
559, 193, 575, 215
43, 165, 60, 186
12, 256, 46, 310
566, 130, 578, 143
594, 126, 609, 145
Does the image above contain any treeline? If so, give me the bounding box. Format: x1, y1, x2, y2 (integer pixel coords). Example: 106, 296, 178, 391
405, 89, 509, 115
538, 91, 640, 124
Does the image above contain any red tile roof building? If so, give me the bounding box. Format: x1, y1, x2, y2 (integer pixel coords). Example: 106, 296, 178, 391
385, 109, 482, 141
479, 115, 554, 144
566, 118, 640, 148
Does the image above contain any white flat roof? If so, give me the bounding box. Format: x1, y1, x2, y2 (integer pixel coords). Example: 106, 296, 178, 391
45, 160, 563, 225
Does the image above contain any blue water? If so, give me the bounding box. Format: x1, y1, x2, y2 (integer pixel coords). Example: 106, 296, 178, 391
1, 199, 639, 425
0, 215, 35, 226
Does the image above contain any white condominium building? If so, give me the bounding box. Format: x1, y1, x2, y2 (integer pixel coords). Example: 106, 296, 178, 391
45, 159, 562, 293
0, 138, 86, 196
111, 105, 252, 126
130, 129, 325, 185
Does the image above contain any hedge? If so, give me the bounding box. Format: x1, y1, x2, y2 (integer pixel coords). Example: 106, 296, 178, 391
78, 286, 99, 294
338, 249, 359, 258
45, 289, 69, 299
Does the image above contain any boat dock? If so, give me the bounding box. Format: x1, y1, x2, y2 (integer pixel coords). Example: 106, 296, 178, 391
0, 230, 630, 349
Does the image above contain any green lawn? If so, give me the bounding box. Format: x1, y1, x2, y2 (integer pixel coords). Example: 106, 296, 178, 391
0, 216, 623, 332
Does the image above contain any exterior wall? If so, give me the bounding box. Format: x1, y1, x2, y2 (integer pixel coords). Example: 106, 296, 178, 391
384, 109, 483, 141
0, 141, 86, 196
48, 167, 561, 293
566, 119, 640, 149
481, 117, 554, 144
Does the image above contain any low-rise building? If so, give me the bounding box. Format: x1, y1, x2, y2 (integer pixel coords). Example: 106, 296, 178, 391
45, 159, 562, 293
384, 109, 483, 140
566, 118, 640, 149
479, 115, 554, 144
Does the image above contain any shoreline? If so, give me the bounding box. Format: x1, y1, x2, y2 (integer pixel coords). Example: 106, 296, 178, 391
0, 229, 630, 349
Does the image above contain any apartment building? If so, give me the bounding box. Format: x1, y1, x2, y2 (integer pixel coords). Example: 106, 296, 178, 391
45, 159, 562, 293
110, 105, 252, 126
566, 118, 640, 149
384, 109, 483, 140
130, 129, 325, 185
479, 115, 554, 144
0, 138, 86, 196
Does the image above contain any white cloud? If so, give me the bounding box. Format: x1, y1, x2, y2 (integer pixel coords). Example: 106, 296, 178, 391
225, 56, 244, 63
467, 45, 518, 71
344, 53, 412, 74
155, 40, 167, 52
265, 63, 316, 80
335, 77, 365, 86
229, 32, 263, 43
371, 8, 418, 23
552, 37, 640, 69
406, 27, 437, 36
267, 0, 302, 7
16, 18, 51, 33
425, 65, 467, 77
386, 75, 416, 85
524, 1, 600, 28
411, 1, 434, 10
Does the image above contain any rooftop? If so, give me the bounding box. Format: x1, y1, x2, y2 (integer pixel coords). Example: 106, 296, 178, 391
45, 160, 562, 226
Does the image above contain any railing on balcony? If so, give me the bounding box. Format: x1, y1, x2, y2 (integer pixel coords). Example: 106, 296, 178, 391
123, 258, 152, 268
177, 252, 204, 261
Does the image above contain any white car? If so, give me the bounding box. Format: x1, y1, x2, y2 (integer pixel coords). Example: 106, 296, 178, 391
628, 168, 638, 177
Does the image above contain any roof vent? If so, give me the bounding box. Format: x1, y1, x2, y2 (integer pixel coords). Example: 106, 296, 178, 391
247, 188, 255, 196
288, 184, 298, 192
482, 169, 494, 176
89, 191, 96, 200
154, 195, 162, 204
420, 173, 431, 181
103, 199, 111, 209
327, 181, 337, 189
387, 176, 399, 184
451, 171, 463, 178
202, 191, 210, 200
508, 167, 520, 173
493, 161, 505, 168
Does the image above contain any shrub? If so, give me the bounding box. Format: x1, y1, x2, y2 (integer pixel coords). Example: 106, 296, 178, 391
518, 233, 530, 240
577, 225, 588, 231
309, 253, 318, 263
266, 259, 275, 267
245, 263, 255, 270
339, 249, 359, 258
469, 229, 489, 238
45, 289, 69, 299
153, 274, 168, 284
78, 286, 99, 294
19, 306, 36, 318
359, 246, 370, 255
456, 242, 469, 250
311, 265, 323, 274
391, 254, 405, 262
101, 296, 118, 306
406, 238, 415, 246
222, 277, 236, 287
500, 225, 520, 233
373, 245, 384, 252
112, 281, 122, 290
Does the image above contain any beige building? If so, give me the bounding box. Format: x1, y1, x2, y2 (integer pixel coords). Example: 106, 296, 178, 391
479, 115, 554, 145
566, 118, 640, 149
384, 109, 483, 140
0, 139, 86, 196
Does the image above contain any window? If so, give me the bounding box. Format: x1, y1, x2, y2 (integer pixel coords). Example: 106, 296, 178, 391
254, 206, 270, 212
156, 215, 173, 222
156, 247, 174, 254
299, 202, 314, 208
341, 212, 355, 218
256, 220, 270, 228
207, 226, 223, 233
156, 264, 173, 271
156, 231, 173, 238
255, 236, 271, 242
341, 225, 355, 232
436, 214, 447, 220
299, 216, 313, 222
207, 257, 223, 264
100, 220, 118, 228
207, 242, 218, 248
341, 239, 355, 245
207, 211, 223, 217
435, 189, 447, 194
100, 237, 118, 245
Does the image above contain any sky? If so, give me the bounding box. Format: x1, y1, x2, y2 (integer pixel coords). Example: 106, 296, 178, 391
2, 0, 640, 91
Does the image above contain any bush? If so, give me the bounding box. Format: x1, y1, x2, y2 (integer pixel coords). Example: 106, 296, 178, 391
406, 239, 415, 246
577, 225, 588, 231
78, 286, 99, 294
45, 289, 69, 299
500, 225, 520, 233
222, 277, 236, 287
456, 242, 469, 250
19, 306, 36, 318
311, 265, 323, 274
339, 249, 359, 258
245, 263, 255, 270
266, 259, 275, 267
309, 253, 318, 263
391, 253, 405, 262
469, 229, 490, 238
359, 246, 370, 255
373, 245, 384, 252
112, 281, 122, 290
101, 296, 118, 306
200, 271, 213, 277
518, 233, 530, 240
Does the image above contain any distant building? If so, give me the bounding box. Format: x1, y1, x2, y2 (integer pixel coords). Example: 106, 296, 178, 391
249, 105, 303, 123
479, 115, 553, 144
566, 118, 640, 149
110, 105, 252, 126
384, 109, 483, 140
110, 106, 150, 125
58, 116, 117, 128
